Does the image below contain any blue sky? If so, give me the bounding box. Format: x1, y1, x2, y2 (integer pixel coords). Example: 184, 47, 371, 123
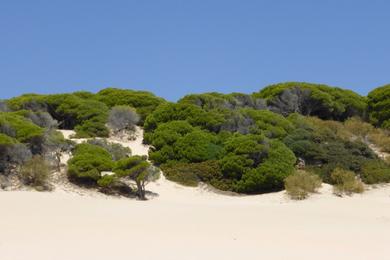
1, 0, 389, 101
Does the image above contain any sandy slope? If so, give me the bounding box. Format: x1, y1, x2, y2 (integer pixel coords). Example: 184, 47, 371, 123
1, 128, 390, 260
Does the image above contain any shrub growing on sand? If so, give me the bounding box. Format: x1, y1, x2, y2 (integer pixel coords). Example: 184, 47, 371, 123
67, 143, 114, 184
108, 106, 140, 133
360, 160, 390, 184
331, 168, 364, 196
87, 139, 131, 161
284, 170, 322, 200
114, 156, 159, 200
20, 155, 50, 191
162, 160, 227, 188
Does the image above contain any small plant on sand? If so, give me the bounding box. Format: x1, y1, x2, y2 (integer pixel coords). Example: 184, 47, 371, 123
20, 155, 50, 191
331, 168, 364, 196
284, 170, 322, 200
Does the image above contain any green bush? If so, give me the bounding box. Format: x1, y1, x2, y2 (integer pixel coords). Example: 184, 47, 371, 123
144, 102, 225, 133
234, 140, 296, 193
95, 88, 165, 124
97, 174, 116, 187
254, 82, 367, 120
20, 155, 50, 191
367, 84, 390, 129
87, 139, 131, 161
7, 93, 110, 138
162, 163, 199, 187
174, 130, 221, 163
162, 160, 223, 188
331, 168, 364, 196
0, 112, 44, 142
284, 170, 322, 200
67, 143, 114, 184
360, 160, 390, 184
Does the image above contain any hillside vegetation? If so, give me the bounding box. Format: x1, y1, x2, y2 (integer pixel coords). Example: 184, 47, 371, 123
1, 82, 390, 197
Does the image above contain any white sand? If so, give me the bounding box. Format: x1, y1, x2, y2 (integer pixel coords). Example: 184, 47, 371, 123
1, 128, 390, 260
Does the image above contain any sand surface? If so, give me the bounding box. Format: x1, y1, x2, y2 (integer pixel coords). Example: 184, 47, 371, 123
1, 128, 390, 260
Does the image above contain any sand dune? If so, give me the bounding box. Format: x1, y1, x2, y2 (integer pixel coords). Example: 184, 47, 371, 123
1, 128, 390, 260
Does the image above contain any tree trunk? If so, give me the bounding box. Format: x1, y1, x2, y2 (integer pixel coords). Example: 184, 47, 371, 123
136, 181, 146, 200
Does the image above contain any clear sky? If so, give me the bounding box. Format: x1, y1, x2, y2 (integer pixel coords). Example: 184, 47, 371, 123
1, 0, 389, 101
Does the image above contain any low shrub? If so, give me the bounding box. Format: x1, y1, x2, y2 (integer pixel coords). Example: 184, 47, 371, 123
67, 143, 114, 184
87, 139, 131, 161
331, 168, 364, 196
161, 160, 223, 188
368, 130, 390, 153
20, 155, 50, 191
284, 170, 322, 200
360, 160, 390, 184
161, 163, 199, 187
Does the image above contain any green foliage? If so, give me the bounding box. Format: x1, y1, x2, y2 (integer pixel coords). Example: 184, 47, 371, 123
114, 156, 150, 178
174, 130, 221, 163
67, 143, 114, 184
367, 84, 390, 129
52, 94, 109, 137
162, 160, 223, 188
241, 109, 293, 138
235, 140, 296, 193
87, 139, 131, 161
161, 163, 199, 187
7, 93, 109, 138
254, 82, 367, 120
20, 155, 50, 191
284, 170, 322, 200
97, 174, 116, 188
144, 102, 225, 133
0, 112, 44, 142
114, 156, 156, 199
0, 133, 17, 145
331, 168, 364, 196
95, 88, 165, 123
360, 160, 390, 184
284, 115, 378, 182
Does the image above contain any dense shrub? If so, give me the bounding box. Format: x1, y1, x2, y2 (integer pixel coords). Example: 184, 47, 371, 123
254, 82, 367, 121
67, 143, 114, 184
174, 130, 221, 163
87, 139, 131, 161
284, 170, 322, 200
162, 160, 223, 188
144, 102, 225, 133
162, 163, 199, 187
331, 168, 364, 196
7, 93, 109, 138
360, 160, 390, 184
284, 114, 379, 182
20, 155, 50, 191
241, 109, 294, 138
0, 112, 44, 143
95, 88, 165, 123
234, 140, 296, 193
179, 92, 267, 110
367, 84, 390, 129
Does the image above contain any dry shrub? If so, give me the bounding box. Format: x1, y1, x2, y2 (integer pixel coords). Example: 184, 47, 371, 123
368, 129, 390, 153
284, 170, 322, 200
20, 155, 50, 191
331, 168, 364, 196
344, 117, 374, 139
